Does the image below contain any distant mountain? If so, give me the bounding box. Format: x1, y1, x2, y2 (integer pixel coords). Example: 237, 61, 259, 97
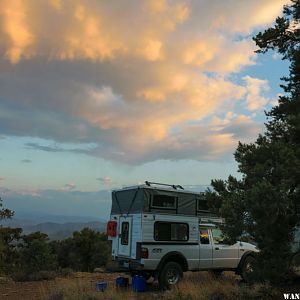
22, 221, 106, 240
12, 212, 107, 223
1, 216, 106, 240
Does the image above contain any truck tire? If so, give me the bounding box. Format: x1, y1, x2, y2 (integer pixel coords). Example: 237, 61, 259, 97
241, 255, 256, 282
158, 261, 183, 289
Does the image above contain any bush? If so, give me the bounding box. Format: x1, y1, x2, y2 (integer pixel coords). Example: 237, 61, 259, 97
11, 270, 57, 282
58, 267, 74, 277
52, 228, 110, 272
1, 227, 110, 281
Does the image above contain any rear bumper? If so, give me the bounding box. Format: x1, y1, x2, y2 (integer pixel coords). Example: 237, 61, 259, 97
115, 258, 160, 271
115, 258, 145, 271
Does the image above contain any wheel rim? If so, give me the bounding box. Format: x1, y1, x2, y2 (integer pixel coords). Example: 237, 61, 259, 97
245, 262, 253, 274
166, 268, 179, 285
243, 259, 254, 280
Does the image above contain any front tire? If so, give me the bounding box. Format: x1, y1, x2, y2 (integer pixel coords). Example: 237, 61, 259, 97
158, 261, 183, 289
241, 255, 256, 282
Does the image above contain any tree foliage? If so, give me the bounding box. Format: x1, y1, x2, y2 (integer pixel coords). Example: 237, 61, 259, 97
0, 197, 14, 221
0, 197, 17, 274
206, 0, 300, 283
51, 228, 109, 272
18, 232, 57, 274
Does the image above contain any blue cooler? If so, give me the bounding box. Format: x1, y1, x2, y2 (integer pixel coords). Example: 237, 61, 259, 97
116, 276, 129, 288
96, 281, 108, 292
132, 275, 146, 292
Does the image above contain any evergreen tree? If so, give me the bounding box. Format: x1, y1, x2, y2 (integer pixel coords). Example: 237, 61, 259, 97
0, 197, 19, 274
206, 0, 300, 283
19, 232, 57, 274
52, 228, 109, 272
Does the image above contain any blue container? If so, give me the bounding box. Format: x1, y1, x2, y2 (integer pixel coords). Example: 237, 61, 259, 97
132, 275, 146, 292
96, 281, 108, 292
116, 276, 129, 288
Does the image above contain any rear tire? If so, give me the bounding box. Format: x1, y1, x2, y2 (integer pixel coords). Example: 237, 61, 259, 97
241, 255, 256, 282
158, 261, 183, 289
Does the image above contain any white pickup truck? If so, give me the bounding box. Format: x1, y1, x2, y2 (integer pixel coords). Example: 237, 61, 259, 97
107, 183, 259, 288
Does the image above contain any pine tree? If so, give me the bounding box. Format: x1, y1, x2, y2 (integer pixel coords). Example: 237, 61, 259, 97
206, 0, 300, 283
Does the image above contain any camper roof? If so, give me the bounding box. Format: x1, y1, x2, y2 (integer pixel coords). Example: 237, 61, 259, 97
113, 182, 205, 196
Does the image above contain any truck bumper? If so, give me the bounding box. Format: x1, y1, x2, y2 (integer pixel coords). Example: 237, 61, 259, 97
116, 259, 144, 271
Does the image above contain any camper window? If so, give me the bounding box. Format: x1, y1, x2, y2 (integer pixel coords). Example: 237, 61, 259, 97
197, 198, 209, 213
211, 228, 225, 244
200, 228, 210, 244
121, 222, 129, 245
154, 221, 188, 241
151, 195, 177, 210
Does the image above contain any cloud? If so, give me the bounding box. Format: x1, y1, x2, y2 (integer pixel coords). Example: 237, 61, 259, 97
0, 0, 284, 164
63, 183, 76, 191
25, 143, 67, 153
0, 0, 34, 63
25, 142, 95, 154
243, 76, 271, 111
96, 176, 113, 186
21, 159, 32, 163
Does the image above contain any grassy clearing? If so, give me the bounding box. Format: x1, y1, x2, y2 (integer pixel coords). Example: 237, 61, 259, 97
46, 272, 283, 300
2, 270, 299, 299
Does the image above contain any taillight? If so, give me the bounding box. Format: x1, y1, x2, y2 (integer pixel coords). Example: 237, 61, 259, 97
141, 247, 149, 259
106, 220, 117, 237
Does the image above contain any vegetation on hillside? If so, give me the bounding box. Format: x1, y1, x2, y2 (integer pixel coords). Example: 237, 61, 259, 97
205, 0, 300, 283
0, 198, 110, 281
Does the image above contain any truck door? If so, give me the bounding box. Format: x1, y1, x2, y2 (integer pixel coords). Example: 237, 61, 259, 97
199, 227, 213, 269
117, 216, 132, 257
211, 227, 239, 268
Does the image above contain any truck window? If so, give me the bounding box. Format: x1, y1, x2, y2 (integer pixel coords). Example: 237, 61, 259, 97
200, 228, 210, 244
154, 222, 188, 241
121, 222, 129, 245
211, 228, 224, 244
151, 195, 177, 209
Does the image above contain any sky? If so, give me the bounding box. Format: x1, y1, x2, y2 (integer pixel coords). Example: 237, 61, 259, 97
0, 0, 290, 219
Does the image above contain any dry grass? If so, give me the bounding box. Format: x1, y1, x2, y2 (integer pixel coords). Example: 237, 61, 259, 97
1, 271, 295, 300
45, 272, 282, 300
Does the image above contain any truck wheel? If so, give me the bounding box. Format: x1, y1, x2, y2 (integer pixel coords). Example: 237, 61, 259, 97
158, 261, 183, 289
241, 255, 256, 282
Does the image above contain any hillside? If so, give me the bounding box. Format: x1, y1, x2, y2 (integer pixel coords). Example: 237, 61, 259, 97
1, 217, 106, 240
22, 221, 106, 240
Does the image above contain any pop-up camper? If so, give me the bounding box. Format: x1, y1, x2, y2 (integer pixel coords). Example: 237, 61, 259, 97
107, 181, 258, 288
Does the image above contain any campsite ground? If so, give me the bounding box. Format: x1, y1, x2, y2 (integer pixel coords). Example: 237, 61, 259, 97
1, 270, 299, 300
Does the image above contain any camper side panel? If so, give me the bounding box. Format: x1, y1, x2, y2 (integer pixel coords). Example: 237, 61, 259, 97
141, 214, 200, 270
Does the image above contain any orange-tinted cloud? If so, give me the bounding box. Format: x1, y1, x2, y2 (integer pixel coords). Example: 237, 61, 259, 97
0, 0, 34, 63
0, 0, 283, 163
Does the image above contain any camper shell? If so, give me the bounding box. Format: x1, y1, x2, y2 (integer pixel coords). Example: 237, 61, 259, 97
111, 182, 216, 218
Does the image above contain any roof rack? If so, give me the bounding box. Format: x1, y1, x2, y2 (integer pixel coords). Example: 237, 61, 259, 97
145, 181, 184, 190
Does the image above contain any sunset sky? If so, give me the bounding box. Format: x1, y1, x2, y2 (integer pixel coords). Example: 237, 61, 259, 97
0, 0, 289, 219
